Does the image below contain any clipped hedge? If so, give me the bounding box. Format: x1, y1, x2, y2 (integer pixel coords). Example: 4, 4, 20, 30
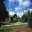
28, 17, 32, 28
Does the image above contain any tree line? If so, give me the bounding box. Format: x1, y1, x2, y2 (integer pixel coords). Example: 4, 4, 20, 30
6, 10, 32, 23
0, 10, 32, 28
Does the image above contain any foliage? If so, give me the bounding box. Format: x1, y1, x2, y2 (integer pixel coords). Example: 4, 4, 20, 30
31, 12, 32, 17
13, 16, 17, 22
27, 10, 31, 17
21, 12, 28, 23
13, 14, 18, 22
21, 10, 32, 23
28, 17, 32, 28
27, 10, 32, 28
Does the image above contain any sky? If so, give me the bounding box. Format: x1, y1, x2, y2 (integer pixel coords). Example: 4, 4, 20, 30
4, 0, 32, 17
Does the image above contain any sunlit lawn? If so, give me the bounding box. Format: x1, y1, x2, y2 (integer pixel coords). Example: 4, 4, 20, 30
0, 22, 28, 30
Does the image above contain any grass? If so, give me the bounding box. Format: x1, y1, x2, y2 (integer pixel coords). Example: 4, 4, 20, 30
0, 22, 28, 30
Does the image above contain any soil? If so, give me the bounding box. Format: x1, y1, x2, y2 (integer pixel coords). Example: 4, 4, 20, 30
0, 26, 32, 32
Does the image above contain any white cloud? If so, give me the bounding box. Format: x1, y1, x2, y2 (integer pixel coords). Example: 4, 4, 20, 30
8, 0, 31, 10
8, 0, 31, 11
8, 0, 31, 17
23, 1, 30, 7
30, 9, 32, 12
9, 11, 24, 17
16, 12, 24, 17
27, 9, 32, 13
18, 0, 23, 7
24, 10, 26, 12
18, 0, 31, 7
15, 0, 31, 11
15, 7, 22, 11
9, 11, 15, 15
9, 9, 32, 17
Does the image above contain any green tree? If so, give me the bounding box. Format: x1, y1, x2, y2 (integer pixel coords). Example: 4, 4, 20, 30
31, 12, 32, 17
27, 10, 32, 28
21, 14, 26, 22
21, 11, 28, 23
13, 14, 18, 22
27, 10, 31, 17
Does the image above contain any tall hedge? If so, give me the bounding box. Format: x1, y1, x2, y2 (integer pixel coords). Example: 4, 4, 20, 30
28, 17, 32, 28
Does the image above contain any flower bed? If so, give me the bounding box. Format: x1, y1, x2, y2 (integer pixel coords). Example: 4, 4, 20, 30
0, 26, 32, 32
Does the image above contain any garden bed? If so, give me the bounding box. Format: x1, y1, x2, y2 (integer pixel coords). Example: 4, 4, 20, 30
0, 26, 32, 32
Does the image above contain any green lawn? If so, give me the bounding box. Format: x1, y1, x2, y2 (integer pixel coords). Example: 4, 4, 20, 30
0, 22, 28, 30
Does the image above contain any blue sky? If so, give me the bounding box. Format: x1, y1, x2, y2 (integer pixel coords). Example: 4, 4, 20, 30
4, 0, 32, 17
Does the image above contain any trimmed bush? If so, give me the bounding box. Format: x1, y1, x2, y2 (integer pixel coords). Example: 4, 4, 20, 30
28, 17, 32, 28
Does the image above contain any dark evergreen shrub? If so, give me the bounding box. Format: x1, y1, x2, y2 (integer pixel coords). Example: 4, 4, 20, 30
28, 17, 32, 28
